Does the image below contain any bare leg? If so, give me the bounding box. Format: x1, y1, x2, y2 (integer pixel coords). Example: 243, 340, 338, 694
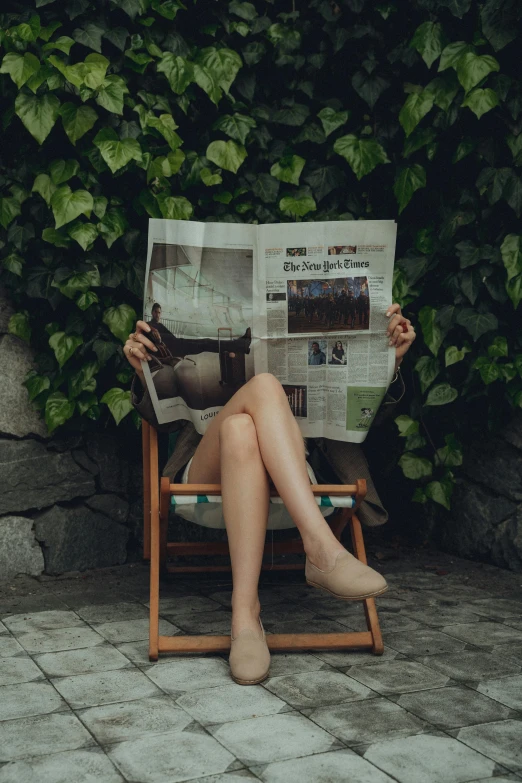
219, 414, 270, 636
189, 374, 345, 574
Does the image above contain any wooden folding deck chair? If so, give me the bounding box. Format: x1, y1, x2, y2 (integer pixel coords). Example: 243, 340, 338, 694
142, 419, 384, 662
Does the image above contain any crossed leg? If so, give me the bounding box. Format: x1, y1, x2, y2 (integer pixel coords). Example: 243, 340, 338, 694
187, 373, 346, 636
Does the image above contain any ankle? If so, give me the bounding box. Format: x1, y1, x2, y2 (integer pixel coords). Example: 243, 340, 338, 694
304, 537, 345, 570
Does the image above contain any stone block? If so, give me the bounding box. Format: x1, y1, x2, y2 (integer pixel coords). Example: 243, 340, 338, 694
0, 516, 43, 579
86, 433, 130, 494
463, 438, 522, 502
85, 494, 129, 524
34, 505, 128, 574
0, 335, 47, 438
0, 440, 95, 515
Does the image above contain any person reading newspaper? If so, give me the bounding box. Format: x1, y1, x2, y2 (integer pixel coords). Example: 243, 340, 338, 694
125, 303, 414, 686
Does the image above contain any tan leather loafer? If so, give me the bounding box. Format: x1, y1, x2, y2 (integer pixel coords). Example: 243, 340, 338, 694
229, 619, 270, 685
306, 551, 388, 600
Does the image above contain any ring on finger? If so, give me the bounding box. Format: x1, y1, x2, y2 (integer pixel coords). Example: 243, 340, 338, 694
129, 346, 134, 355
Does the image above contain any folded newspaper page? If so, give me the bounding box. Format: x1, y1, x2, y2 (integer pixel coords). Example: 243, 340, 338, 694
141, 218, 397, 443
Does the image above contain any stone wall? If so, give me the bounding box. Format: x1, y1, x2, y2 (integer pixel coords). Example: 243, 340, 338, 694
0, 286, 143, 578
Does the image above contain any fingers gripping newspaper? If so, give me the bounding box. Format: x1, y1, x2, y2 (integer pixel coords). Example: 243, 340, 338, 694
142, 218, 397, 443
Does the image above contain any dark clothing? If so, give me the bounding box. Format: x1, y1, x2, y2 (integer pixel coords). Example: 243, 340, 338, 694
331, 348, 345, 364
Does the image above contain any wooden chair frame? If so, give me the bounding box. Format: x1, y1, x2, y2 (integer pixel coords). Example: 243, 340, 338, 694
142, 420, 384, 662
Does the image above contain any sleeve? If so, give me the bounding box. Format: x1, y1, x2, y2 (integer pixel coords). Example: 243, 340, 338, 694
130, 373, 182, 434
373, 367, 406, 427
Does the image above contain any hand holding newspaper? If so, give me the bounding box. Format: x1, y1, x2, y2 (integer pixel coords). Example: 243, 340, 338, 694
142, 218, 397, 443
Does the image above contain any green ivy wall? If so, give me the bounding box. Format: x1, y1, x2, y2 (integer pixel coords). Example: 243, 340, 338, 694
0, 0, 521, 511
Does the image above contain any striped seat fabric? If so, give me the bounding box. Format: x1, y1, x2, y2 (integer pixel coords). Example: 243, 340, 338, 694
171, 493, 355, 509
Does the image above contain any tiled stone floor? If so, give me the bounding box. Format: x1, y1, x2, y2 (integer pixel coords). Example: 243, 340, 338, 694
1, 553, 522, 783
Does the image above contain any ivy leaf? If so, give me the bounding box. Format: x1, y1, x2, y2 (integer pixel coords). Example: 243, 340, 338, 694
399, 91, 434, 137
3, 252, 24, 276
200, 167, 222, 186
8, 312, 31, 342
193, 64, 222, 105
157, 53, 194, 94
51, 185, 93, 229
68, 221, 98, 250
270, 155, 306, 186
410, 21, 447, 68
279, 194, 316, 218
49, 159, 80, 185
436, 434, 463, 467
398, 452, 433, 479
488, 335, 508, 357
418, 305, 443, 356
72, 22, 105, 52
456, 53, 500, 93
304, 165, 344, 202
425, 383, 458, 406
456, 308, 498, 340
403, 127, 437, 158
461, 87, 499, 119
480, 0, 518, 52
252, 173, 279, 203
415, 355, 440, 393
395, 415, 419, 437
55, 266, 100, 298
230, 1, 257, 20
333, 134, 389, 180
15, 92, 60, 145
394, 164, 426, 213
445, 345, 470, 366
42, 35, 75, 55
272, 103, 310, 126
147, 114, 182, 151
0, 52, 40, 88
98, 207, 128, 247
196, 47, 242, 94
206, 140, 247, 174
506, 275, 522, 309
474, 357, 501, 384
93, 195, 108, 219
49, 330, 83, 367
317, 107, 349, 137
351, 70, 389, 109
101, 387, 133, 425
424, 72, 459, 112
76, 291, 99, 310
213, 113, 256, 144
24, 373, 51, 402
103, 303, 137, 343
156, 192, 193, 220
500, 234, 522, 281
68, 361, 98, 398
438, 41, 472, 72
94, 131, 142, 173
0, 195, 22, 230
59, 103, 98, 144
42, 227, 72, 247
96, 75, 129, 114
425, 477, 453, 510
45, 392, 76, 433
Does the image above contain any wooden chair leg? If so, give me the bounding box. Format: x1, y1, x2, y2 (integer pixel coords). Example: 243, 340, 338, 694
142, 421, 151, 561
350, 513, 384, 655
148, 426, 160, 662
160, 477, 170, 575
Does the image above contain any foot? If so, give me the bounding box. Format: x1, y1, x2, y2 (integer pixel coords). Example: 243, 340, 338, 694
305, 549, 388, 601
229, 616, 270, 685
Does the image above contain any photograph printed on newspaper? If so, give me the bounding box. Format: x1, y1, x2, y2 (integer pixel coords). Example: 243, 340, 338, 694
141, 218, 397, 443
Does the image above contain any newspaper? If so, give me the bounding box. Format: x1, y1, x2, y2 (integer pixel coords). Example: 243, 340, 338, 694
141, 218, 397, 443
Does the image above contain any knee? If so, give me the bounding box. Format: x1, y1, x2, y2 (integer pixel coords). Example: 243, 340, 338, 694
219, 413, 259, 460
247, 373, 286, 403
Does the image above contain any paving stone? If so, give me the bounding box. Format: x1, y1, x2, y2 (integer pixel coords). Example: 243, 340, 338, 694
457, 719, 522, 772
15, 625, 104, 654
441, 621, 522, 647
78, 695, 192, 744
385, 628, 466, 656
169, 611, 232, 635
3, 610, 83, 634
0, 681, 67, 721
0, 747, 124, 783
505, 619, 522, 631
209, 713, 336, 765
0, 656, 44, 686
116, 641, 171, 666
94, 618, 179, 644
0, 712, 94, 762
108, 729, 236, 783
263, 669, 373, 709
491, 641, 522, 666
363, 733, 495, 783
312, 646, 399, 669
416, 651, 521, 682
477, 675, 522, 710
266, 652, 327, 678
264, 618, 353, 635
75, 602, 149, 624
257, 606, 318, 629
309, 697, 426, 745
0, 621, 6, 633
178, 682, 287, 724
398, 685, 511, 729
149, 595, 222, 615
251, 749, 395, 783
400, 605, 483, 627
0, 637, 24, 658
348, 660, 448, 694
35, 645, 132, 677
52, 668, 162, 709
193, 775, 258, 783
143, 657, 232, 694
368, 613, 420, 632
468, 599, 522, 619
